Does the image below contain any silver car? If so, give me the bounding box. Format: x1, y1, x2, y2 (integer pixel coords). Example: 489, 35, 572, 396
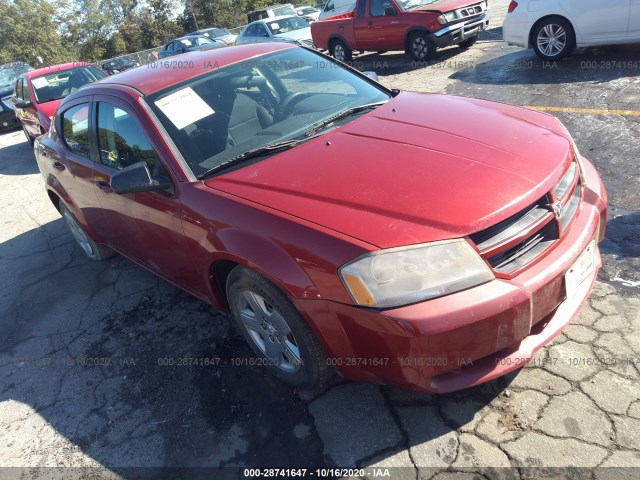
236, 15, 314, 48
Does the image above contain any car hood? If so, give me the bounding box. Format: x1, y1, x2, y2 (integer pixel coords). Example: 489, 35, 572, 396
274, 28, 312, 41
204, 92, 573, 248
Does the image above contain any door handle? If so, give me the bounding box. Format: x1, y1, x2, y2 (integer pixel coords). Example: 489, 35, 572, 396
391, 20, 399, 24
95, 180, 112, 192
52, 160, 65, 171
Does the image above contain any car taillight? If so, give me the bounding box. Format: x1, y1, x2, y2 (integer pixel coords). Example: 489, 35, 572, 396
508, 1, 518, 12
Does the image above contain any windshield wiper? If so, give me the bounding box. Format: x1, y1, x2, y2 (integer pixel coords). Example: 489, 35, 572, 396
197, 139, 299, 179
304, 101, 387, 138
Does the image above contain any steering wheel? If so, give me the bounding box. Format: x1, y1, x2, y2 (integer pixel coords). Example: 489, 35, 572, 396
275, 92, 307, 121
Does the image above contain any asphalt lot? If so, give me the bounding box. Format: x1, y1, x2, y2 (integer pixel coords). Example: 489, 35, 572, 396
1, 1, 639, 478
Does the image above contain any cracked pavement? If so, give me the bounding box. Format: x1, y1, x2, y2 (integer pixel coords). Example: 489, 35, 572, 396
1, 1, 639, 477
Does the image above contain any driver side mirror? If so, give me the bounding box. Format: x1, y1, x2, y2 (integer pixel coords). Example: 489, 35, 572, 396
384, 5, 397, 16
14, 99, 33, 109
110, 161, 171, 194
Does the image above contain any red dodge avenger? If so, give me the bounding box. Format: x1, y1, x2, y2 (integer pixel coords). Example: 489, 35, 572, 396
35, 43, 607, 393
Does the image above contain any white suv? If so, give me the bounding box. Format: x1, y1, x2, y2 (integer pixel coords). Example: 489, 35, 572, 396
503, 0, 640, 60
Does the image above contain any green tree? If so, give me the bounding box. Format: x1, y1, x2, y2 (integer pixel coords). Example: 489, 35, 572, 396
0, 0, 70, 66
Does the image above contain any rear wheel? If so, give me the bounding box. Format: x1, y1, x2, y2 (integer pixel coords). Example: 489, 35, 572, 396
409, 32, 436, 61
60, 203, 115, 261
458, 35, 478, 50
532, 17, 575, 60
227, 266, 331, 389
330, 38, 352, 62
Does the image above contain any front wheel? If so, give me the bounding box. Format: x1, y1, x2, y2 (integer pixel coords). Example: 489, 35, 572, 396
60, 203, 115, 261
227, 266, 332, 389
330, 39, 352, 62
532, 18, 575, 61
409, 32, 436, 61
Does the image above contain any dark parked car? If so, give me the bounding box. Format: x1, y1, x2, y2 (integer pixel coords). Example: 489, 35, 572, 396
187, 27, 237, 44
158, 35, 224, 59
34, 43, 607, 394
13, 62, 107, 145
101, 57, 140, 75
0, 62, 32, 131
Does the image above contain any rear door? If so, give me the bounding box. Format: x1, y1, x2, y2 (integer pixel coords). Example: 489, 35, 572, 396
559, 0, 630, 41
90, 95, 201, 291
54, 98, 105, 233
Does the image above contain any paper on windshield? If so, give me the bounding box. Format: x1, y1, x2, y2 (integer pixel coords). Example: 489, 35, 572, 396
154, 87, 214, 130
31, 77, 49, 89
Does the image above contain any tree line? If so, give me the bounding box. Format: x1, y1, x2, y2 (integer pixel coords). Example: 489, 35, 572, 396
0, 0, 312, 66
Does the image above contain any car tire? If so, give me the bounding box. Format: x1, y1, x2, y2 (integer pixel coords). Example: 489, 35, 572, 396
227, 266, 332, 389
330, 39, 352, 62
22, 125, 34, 146
531, 17, 575, 61
458, 35, 478, 50
60, 203, 115, 261
409, 32, 436, 61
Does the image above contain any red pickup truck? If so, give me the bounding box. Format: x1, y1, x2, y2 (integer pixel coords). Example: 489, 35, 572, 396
311, 0, 488, 61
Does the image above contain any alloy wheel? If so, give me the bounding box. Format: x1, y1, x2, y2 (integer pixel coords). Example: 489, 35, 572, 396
237, 290, 302, 373
537, 23, 567, 58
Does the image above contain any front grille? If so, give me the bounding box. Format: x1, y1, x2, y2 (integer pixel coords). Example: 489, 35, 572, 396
469, 160, 581, 275
457, 2, 485, 18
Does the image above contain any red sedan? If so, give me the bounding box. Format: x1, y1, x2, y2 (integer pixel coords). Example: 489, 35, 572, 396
12, 62, 106, 145
34, 43, 607, 393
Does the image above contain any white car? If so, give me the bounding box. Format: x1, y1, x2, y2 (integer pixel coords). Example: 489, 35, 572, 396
318, 0, 355, 20
503, 0, 640, 60
236, 15, 314, 48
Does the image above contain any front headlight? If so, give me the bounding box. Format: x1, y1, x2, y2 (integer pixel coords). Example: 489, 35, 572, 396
339, 239, 494, 308
437, 11, 457, 25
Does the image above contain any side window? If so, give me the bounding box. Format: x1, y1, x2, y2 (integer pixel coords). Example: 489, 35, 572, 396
370, 0, 392, 16
96, 102, 169, 181
357, 0, 366, 18
23, 79, 32, 102
244, 24, 257, 36
61, 104, 91, 158
256, 24, 269, 37
325, 0, 334, 11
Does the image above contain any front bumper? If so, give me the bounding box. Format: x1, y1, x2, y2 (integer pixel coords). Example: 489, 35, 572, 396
431, 14, 489, 48
294, 158, 607, 393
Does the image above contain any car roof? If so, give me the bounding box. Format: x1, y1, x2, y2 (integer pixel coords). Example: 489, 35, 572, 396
96, 43, 295, 96
25, 62, 92, 79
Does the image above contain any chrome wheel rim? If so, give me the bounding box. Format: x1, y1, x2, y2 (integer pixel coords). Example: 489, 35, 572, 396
63, 209, 94, 257
412, 37, 428, 59
334, 44, 345, 62
537, 24, 567, 57
237, 291, 302, 373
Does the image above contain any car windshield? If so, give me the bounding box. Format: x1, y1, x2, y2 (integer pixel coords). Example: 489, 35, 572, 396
181, 36, 215, 47
396, 0, 440, 10
145, 48, 390, 178
266, 16, 309, 34
0, 62, 31, 87
301, 7, 319, 13
30, 65, 107, 103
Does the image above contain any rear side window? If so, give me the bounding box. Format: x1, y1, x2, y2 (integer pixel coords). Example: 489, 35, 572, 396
61, 104, 91, 158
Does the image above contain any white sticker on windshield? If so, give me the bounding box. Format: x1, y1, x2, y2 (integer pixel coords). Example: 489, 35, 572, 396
270, 22, 280, 30
31, 77, 49, 89
154, 87, 214, 130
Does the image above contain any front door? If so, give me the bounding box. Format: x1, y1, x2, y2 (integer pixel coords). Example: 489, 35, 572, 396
90, 96, 201, 292
353, 0, 403, 49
